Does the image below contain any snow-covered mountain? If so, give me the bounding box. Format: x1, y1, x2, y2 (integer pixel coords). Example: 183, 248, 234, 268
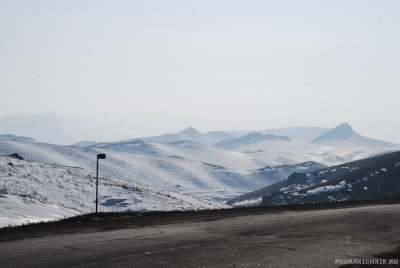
311, 123, 395, 148
0, 154, 228, 228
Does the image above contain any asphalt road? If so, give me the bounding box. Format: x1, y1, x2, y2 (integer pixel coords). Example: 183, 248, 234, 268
1, 201, 400, 267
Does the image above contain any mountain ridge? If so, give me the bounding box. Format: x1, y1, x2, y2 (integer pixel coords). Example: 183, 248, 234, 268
213, 132, 291, 149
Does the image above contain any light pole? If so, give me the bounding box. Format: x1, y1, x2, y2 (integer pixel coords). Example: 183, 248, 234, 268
96, 153, 106, 213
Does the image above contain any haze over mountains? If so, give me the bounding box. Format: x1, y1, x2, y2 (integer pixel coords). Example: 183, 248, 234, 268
0, 113, 132, 145
1, 113, 398, 146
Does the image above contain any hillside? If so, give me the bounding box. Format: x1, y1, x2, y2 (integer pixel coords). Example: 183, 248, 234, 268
0, 139, 299, 202
88, 139, 270, 170
232, 151, 400, 207
0, 154, 228, 227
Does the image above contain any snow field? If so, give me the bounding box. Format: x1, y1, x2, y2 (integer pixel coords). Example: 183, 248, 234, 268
0, 156, 228, 228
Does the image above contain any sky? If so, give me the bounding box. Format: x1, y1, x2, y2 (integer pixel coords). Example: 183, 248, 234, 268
1, 0, 399, 139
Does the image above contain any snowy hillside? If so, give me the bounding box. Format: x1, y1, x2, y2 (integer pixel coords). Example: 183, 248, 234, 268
213, 138, 399, 167
0, 139, 295, 202
89, 139, 274, 170
0, 155, 228, 228
89, 126, 399, 168
1, 133, 398, 203
258, 150, 400, 206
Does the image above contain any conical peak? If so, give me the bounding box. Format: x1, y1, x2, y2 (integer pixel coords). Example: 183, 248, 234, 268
335, 123, 354, 133
311, 123, 356, 143
180, 127, 200, 134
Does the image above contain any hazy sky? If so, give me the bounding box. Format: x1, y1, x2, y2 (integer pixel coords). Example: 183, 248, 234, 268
1, 1, 399, 135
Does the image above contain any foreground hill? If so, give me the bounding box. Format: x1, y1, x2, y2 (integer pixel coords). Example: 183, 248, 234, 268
0, 155, 228, 227
229, 150, 400, 207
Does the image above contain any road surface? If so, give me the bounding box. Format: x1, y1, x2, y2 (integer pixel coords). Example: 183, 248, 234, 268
1, 201, 400, 267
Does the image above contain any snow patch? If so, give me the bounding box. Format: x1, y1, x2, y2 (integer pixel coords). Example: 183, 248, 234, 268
232, 197, 262, 207
307, 181, 347, 196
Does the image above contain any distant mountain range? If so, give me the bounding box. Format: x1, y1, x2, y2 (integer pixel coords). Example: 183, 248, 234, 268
0, 113, 133, 145
136, 127, 236, 144
0, 113, 74, 145
227, 127, 331, 143
0, 113, 398, 148
0, 134, 36, 143
213, 132, 291, 149
0, 113, 106, 145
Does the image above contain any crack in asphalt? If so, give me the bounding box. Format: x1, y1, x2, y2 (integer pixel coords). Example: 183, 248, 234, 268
225, 241, 369, 259
64, 237, 200, 268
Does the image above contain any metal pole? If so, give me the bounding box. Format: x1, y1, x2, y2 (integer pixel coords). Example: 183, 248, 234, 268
96, 156, 99, 213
